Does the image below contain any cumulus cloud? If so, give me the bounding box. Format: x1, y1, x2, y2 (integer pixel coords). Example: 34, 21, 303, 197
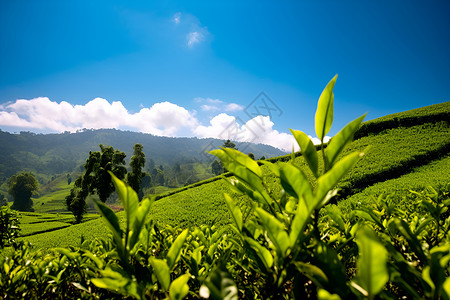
0, 97, 198, 136
0, 97, 328, 151
194, 113, 329, 151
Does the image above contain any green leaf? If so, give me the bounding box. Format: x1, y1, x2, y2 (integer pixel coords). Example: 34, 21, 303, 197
259, 160, 280, 177
315, 150, 365, 203
313, 242, 349, 296
83, 251, 104, 269
443, 277, 450, 299
255, 208, 289, 257
318, 289, 342, 300
224, 193, 243, 231
150, 258, 171, 291
92, 200, 124, 255
91, 268, 140, 299
315, 75, 337, 141
200, 266, 238, 300
221, 147, 263, 178
279, 163, 313, 203
209, 148, 262, 178
167, 229, 189, 270
294, 262, 329, 288
244, 237, 274, 270
391, 218, 427, 263
325, 114, 366, 168
355, 227, 389, 298
129, 197, 153, 251
289, 197, 311, 248
169, 274, 191, 300
290, 129, 319, 177
109, 171, 138, 242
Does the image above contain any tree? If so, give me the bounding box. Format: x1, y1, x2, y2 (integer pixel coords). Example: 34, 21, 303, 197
247, 152, 255, 160
8, 172, 39, 212
223, 139, 237, 149
151, 168, 165, 186
127, 144, 147, 200
0, 194, 6, 207
211, 160, 223, 176
66, 144, 127, 222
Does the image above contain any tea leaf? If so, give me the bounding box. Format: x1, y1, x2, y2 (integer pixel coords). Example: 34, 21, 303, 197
355, 227, 389, 298
169, 274, 191, 300
315, 75, 337, 141
325, 114, 366, 168
167, 229, 189, 270
290, 129, 319, 177
224, 193, 243, 231
150, 258, 171, 291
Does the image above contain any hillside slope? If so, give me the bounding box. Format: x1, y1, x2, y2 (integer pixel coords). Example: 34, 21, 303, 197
17, 101, 450, 248
0, 129, 286, 180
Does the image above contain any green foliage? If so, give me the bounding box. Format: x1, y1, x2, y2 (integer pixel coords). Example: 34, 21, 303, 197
127, 143, 147, 200
211, 160, 223, 176
8, 172, 39, 212
223, 139, 237, 149
66, 144, 127, 222
0, 206, 20, 248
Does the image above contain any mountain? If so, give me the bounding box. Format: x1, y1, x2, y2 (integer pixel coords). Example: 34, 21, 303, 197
0, 129, 286, 181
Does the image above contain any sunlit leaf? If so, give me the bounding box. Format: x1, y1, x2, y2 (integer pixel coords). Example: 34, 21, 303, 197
109, 171, 138, 239
325, 114, 366, 168
355, 227, 389, 298
169, 274, 191, 300
255, 208, 289, 256
318, 289, 342, 300
92, 199, 124, 256
150, 258, 171, 291
290, 129, 319, 177
315, 150, 365, 203
315, 75, 337, 141
279, 163, 313, 202
244, 237, 273, 270
129, 197, 153, 250
224, 193, 243, 231
167, 229, 189, 270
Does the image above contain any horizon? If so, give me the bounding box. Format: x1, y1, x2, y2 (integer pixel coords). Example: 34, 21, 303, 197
1, 1, 449, 151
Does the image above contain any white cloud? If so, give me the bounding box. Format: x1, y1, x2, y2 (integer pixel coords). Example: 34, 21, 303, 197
0, 97, 328, 151
187, 31, 203, 48
196, 97, 243, 113
172, 12, 181, 24
225, 103, 244, 112
194, 113, 329, 151
0, 97, 198, 137
200, 104, 218, 112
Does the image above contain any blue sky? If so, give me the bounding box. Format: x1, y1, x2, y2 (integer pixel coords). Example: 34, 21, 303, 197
1, 1, 449, 151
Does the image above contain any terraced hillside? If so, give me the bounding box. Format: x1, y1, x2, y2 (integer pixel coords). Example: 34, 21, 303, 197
17, 101, 450, 249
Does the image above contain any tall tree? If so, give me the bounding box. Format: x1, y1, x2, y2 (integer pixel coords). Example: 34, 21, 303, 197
223, 139, 237, 149
66, 144, 127, 222
8, 172, 39, 212
127, 143, 147, 200
211, 160, 223, 176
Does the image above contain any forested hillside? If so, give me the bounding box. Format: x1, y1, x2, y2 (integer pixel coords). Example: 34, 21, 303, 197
0, 129, 286, 181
